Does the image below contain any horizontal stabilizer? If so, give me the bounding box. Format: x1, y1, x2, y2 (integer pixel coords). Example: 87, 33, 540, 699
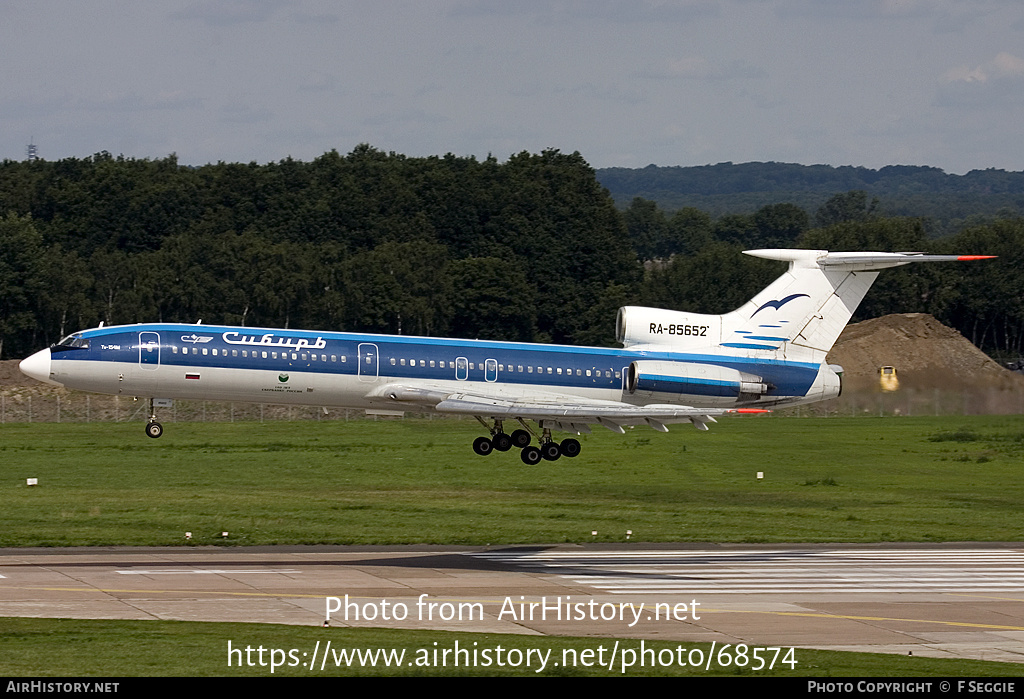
744, 249, 996, 271
730, 249, 995, 361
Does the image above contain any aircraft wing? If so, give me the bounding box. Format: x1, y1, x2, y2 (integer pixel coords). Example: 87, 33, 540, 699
367, 384, 764, 433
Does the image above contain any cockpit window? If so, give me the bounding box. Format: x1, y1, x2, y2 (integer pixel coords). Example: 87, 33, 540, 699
56, 334, 90, 350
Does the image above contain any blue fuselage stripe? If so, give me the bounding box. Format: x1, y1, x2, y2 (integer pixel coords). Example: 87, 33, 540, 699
62, 324, 822, 397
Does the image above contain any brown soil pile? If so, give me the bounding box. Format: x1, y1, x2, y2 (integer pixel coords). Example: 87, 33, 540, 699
827, 313, 1024, 393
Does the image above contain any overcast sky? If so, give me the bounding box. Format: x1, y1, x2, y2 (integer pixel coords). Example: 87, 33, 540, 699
3, 0, 1022, 174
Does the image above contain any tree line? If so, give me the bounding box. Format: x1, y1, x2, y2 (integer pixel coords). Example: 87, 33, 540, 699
0, 148, 1022, 363
598, 162, 1024, 235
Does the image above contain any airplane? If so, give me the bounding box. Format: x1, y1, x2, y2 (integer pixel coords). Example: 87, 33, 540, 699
19, 249, 992, 464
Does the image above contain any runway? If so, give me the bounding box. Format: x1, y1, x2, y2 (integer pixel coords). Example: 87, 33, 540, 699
2, 543, 1023, 664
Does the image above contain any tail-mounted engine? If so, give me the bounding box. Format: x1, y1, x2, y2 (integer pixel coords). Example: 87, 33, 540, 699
616, 306, 721, 349
627, 360, 769, 406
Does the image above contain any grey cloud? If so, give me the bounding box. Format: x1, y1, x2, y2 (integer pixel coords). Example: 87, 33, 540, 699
171, 0, 290, 27
449, 0, 719, 24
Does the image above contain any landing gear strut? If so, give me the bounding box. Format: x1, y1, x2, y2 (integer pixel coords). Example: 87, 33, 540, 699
470, 419, 583, 462
144, 398, 163, 439
540, 427, 560, 461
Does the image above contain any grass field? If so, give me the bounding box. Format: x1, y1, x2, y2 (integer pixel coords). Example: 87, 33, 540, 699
1, 414, 1023, 546
3, 414, 1024, 677
2, 617, 1021, 677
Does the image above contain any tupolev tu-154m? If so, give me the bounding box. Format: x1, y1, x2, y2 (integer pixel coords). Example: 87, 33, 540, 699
19, 249, 992, 464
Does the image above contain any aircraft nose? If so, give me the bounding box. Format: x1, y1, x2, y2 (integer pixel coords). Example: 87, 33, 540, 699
20, 348, 60, 386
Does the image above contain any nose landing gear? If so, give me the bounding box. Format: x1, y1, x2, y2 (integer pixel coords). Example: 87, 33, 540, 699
144, 398, 163, 438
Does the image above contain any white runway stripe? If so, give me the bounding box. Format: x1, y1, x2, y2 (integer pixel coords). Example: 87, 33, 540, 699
469, 549, 1024, 594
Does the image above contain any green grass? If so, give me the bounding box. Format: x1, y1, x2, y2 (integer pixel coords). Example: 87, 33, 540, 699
1, 414, 1023, 546
1, 617, 1020, 677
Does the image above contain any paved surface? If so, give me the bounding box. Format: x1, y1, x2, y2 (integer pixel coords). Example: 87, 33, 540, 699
2, 543, 1023, 664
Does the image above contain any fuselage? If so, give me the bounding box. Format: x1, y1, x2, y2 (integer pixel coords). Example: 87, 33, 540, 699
24, 322, 831, 412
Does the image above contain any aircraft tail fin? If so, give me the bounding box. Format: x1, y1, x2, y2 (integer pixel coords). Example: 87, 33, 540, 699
617, 249, 992, 363
723, 249, 994, 362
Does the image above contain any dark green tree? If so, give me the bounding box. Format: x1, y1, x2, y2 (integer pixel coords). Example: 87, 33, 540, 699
623, 197, 668, 261
814, 190, 879, 228
448, 257, 536, 341
0, 214, 46, 358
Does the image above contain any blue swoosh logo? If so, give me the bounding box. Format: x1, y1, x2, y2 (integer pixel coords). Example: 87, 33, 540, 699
751, 293, 809, 317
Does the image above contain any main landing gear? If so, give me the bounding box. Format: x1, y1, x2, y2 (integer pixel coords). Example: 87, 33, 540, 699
472, 419, 581, 463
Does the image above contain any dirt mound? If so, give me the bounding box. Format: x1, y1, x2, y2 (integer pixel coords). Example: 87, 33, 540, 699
827, 313, 1024, 393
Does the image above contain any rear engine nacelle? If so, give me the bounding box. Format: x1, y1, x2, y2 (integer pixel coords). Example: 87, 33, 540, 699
627, 360, 768, 406
616, 306, 721, 349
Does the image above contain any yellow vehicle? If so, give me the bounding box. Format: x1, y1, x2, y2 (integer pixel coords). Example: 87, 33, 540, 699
879, 366, 899, 392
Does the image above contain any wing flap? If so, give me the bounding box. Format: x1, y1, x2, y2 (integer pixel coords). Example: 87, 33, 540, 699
371, 382, 759, 431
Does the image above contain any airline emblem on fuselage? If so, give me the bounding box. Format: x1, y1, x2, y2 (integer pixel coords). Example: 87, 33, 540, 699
279, 374, 289, 383
181, 334, 214, 344
223, 332, 326, 350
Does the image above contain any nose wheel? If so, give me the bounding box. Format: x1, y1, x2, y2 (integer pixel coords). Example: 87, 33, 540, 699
144, 398, 163, 438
